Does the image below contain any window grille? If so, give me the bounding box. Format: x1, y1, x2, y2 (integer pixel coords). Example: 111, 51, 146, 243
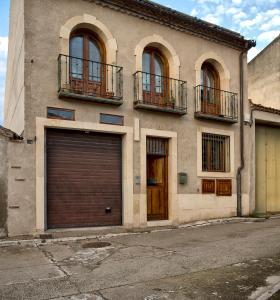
202, 133, 230, 172
147, 137, 168, 156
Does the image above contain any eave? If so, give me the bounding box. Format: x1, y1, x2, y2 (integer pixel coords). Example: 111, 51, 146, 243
89, 0, 256, 51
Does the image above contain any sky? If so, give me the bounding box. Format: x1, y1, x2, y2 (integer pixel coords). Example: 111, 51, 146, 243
0, 0, 279, 125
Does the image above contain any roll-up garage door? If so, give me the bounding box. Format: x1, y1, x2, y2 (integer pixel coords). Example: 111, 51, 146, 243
47, 129, 122, 229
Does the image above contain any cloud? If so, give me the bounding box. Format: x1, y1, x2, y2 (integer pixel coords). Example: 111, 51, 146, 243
226, 7, 240, 14
203, 14, 220, 24
258, 30, 280, 42
191, 8, 198, 16
250, 7, 257, 14
260, 15, 280, 31
240, 14, 263, 28
0, 37, 8, 55
197, 0, 220, 3
232, 0, 242, 5
0, 61, 7, 74
0, 85, 4, 124
215, 4, 226, 14
233, 11, 247, 21
0, 37, 8, 125
248, 47, 261, 62
265, 8, 280, 16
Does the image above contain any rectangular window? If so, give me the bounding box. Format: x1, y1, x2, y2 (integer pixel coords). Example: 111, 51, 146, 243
100, 113, 124, 126
202, 133, 230, 172
47, 107, 75, 121
147, 137, 168, 156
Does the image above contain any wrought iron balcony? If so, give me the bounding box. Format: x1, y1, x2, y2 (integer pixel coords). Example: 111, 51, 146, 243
194, 85, 238, 123
58, 54, 123, 105
134, 71, 187, 115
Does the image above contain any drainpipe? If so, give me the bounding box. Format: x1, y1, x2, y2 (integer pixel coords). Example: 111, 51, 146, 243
237, 51, 244, 217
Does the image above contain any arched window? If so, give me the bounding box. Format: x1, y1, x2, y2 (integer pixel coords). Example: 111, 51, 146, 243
201, 62, 220, 89
200, 62, 220, 114
142, 48, 168, 104
69, 30, 105, 94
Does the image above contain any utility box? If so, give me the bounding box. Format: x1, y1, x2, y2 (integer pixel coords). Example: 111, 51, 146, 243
178, 172, 187, 185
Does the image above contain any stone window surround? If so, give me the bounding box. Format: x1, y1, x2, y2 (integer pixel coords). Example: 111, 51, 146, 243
194, 52, 231, 91
134, 34, 181, 79
197, 127, 235, 178
59, 15, 232, 89
59, 14, 118, 65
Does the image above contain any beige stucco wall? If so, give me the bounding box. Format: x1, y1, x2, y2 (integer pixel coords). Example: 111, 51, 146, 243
6, 140, 35, 236
246, 36, 280, 216
248, 36, 280, 109
5, 0, 251, 235
4, 0, 25, 135
0, 136, 8, 237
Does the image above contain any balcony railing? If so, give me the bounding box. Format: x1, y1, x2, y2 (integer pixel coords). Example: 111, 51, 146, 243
134, 71, 187, 115
58, 54, 123, 105
194, 85, 238, 123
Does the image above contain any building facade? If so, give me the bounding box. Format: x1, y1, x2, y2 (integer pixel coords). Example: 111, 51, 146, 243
0, 127, 22, 238
246, 35, 280, 216
4, 0, 254, 236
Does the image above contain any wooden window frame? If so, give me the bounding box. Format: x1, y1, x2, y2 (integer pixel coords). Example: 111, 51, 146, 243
143, 47, 169, 77
202, 133, 230, 173
69, 29, 107, 95
142, 47, 170, 105
201, 62, 220, 90
70, 29, 106, 65
201, 62, 221, 115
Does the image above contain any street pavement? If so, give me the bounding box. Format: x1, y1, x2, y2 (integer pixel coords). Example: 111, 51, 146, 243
1, 218, 280, 299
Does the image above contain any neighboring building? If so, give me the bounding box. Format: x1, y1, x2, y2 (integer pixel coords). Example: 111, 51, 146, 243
246, 35, 280, 216
0, 128, 9, 238
4, 0, 254, 236
0, 126, 22, 238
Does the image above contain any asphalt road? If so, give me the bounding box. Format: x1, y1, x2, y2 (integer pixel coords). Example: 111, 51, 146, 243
1, 218, 280, 299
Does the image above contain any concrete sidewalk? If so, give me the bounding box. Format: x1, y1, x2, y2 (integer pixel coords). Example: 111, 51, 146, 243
0, 216, 268, 247
1, 218, 280, 299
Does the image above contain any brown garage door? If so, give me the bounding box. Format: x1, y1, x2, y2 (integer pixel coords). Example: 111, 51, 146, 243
47, 129, 122, 229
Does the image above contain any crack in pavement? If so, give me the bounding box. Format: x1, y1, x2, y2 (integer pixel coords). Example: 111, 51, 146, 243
36, 243, 71, 277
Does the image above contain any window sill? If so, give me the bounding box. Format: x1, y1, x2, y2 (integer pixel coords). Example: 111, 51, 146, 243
197, 171, 234, 178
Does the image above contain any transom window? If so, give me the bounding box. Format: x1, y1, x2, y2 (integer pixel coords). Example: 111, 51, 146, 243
202, 133, 230, 172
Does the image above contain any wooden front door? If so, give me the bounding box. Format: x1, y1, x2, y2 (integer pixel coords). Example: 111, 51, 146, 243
147, 138, 168, 221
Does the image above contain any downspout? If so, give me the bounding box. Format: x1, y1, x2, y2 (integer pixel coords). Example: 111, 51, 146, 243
237, 51, 244, 217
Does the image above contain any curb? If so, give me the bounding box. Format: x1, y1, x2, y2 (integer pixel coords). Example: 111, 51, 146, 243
0, 217, 267, 248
